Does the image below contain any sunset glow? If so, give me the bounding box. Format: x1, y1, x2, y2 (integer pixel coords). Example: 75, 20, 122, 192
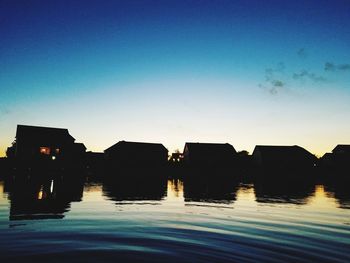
1, 1, 349, 156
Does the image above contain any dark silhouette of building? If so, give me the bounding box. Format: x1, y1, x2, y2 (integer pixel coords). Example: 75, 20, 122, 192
183, 142, 237, 166
320, 145, 350, 173
332, 145, 350, 168
104, 141, 168, 168
320, 152, 333, 167
6, 124, 86, 171
252, 145, 317, 172
332, 144, 350, 155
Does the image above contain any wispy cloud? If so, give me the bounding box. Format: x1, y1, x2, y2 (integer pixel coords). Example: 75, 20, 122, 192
324, 62, 350, 72
259, 49, 349, 96
297, 48, 307, 59
258, 80, 285, 95
271, 80, 284, 87
260, 62, 286, 95
293, 70, 327, 82
0, 107, 11, 115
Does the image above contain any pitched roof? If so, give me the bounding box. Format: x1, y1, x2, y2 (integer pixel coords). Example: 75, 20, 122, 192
184, 142, 237, 154
16, 124, 75, 142
332, 144, 350, 153
105, 141, 168, 153
73, 142, 87, 150
253, 145, 316, 162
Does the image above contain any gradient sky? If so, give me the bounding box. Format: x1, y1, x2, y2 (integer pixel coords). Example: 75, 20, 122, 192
1, 0, 350, 157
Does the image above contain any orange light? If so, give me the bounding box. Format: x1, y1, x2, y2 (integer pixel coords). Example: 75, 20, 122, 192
40, 147, 51, 155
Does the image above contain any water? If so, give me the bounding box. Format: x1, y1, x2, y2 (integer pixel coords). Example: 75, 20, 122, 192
0, 175, 349, 262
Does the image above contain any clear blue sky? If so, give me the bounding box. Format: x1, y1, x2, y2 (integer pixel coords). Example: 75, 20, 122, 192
1, 0, 350, 156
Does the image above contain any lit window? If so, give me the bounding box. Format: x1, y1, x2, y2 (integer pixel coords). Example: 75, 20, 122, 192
38, 190, 43, 200
40, 147, 51, 155
55, 148, 60, 154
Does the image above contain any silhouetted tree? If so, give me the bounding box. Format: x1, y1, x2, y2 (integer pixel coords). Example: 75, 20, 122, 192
237, 150, 249, 156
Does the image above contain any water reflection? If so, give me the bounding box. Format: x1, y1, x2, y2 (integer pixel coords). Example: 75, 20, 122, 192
3, 176, 84, 220
254, 178, 315, 205
102, 177, 167, 203
1, 172, 350, 214
0, 171, 350, 262
166, 179, 184, 199
323, 178, 350, 209
183, 178, 240, 204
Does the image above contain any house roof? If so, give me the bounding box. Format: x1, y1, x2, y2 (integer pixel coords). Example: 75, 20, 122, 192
105, 141, 168, 153
184, 142, 237, 155
332, 144, 350, 153
16, 124, 75, 143
253, 145, 317, 161
322, 152, 332, 158
73, 142, 87, 150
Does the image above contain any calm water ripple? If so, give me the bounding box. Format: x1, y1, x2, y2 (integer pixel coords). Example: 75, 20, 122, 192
0, 177, 349, 262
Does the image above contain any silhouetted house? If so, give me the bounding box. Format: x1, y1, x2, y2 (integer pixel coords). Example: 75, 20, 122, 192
331, 144, 350, 169
320, 152, 333, 167
183, 142, 237, 167
6, 125, 86, 169
333, 145, 350, 155
252, 145, 317, 171
104, 141, 168, 168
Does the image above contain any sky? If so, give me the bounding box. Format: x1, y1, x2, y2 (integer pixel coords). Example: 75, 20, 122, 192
0, 0, 350, 157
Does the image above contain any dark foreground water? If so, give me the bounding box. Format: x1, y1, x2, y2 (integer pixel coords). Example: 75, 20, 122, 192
0, 175, 349, 262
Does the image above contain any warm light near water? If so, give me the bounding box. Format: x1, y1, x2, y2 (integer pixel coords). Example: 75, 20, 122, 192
0, 178, 349, 262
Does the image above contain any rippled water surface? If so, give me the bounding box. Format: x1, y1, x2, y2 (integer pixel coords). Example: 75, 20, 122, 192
0, 175, 349, 262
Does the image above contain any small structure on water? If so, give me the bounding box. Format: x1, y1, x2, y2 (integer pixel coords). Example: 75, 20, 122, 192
183, 142, 237, 167
104, 141, 168, 168
332, 145, 350, 165
252, 145, 317, 171
320, 144, 350, 171
6, 124, 86, 170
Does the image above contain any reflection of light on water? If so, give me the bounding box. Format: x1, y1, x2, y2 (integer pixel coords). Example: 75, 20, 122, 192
74, 184, 117, 214
82, 184, 105, 201
50, 180, 54, 193
0, 181, 8, 204
163, 179, 184, 204
306, 185, 339, 210
233, 184, 257, 210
